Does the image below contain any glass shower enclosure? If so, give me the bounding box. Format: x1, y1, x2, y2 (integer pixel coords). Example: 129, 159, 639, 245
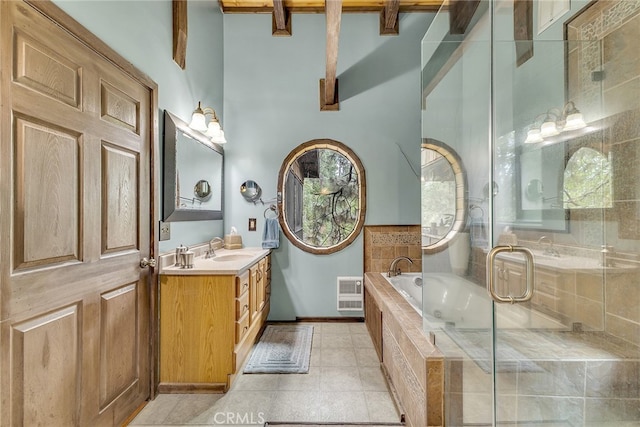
421, 0, 640, 425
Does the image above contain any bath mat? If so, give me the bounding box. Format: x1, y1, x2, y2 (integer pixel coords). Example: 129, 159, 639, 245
244, 324, 314, 374
444, 327, 544, 374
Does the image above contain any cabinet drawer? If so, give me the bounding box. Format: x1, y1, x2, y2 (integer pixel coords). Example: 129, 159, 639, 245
236, 271, 250, 297
236, 312, 250, 344
236, 291, 250, 320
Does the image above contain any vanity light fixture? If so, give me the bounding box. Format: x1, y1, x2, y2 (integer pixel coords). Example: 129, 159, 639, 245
540, 111, 560, 138
561, 101, 587, 131
189, 101, 227, 144
524, 101, 586, 144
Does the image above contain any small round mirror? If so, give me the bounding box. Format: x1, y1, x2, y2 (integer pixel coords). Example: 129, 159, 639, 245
483, 181, 499, 200
194, 179, 212, 200
526, 179, 544, 201
240, 180, 262, 203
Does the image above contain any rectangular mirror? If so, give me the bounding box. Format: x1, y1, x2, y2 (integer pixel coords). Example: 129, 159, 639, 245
163, 110, 224, 221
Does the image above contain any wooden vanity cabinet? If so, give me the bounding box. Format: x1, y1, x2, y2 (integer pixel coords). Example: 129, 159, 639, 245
494, 258, 526, 297
159, 254, 270, 393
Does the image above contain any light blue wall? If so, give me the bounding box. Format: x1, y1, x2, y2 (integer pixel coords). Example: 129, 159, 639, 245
52, 0, 225, 252
50, 1, 434, 320
223, 14, 433, 319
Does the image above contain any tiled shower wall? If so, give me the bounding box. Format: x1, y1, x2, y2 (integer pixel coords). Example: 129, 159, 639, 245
566, 0, 640, 348
363, 225, 422, 274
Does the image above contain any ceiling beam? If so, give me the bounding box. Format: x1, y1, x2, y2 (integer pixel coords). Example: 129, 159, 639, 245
220, 0, 443, 14
320, 0, 342, 111
272, 0, 292, 36
172, 0, 188, 69
449, 0, 480, 35
380, 0, 399, 35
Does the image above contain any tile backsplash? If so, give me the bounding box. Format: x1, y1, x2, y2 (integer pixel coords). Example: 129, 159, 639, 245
363, 225, 422, 274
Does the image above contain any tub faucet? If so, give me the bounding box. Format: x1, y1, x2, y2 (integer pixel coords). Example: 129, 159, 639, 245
388, 256, 413, 277
537, 235, 560, 257
205, 237, 224, 258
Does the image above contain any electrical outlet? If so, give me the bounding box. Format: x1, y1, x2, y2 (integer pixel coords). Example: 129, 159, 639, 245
159, 221, 171, 241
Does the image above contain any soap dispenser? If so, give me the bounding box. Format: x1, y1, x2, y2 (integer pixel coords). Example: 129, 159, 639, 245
175, 244, 188, 267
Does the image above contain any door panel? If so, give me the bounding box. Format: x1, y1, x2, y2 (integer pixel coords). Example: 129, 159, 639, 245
99, 284, 138, 409
13, 30, 82, 109
11, 305, 81, 427
14, 117, 81, 269
102, 143, 139, 254
1, 2, 154, 425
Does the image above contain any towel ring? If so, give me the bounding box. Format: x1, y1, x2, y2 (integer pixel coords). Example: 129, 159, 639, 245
264, 204, 278, 219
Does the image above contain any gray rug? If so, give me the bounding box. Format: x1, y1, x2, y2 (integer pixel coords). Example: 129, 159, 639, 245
244, 324, 314, 374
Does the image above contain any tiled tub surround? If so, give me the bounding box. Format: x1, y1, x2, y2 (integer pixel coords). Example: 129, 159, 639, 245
364, 272, 444, 427
367, 268, 640, 425
435, 323, 640, 425
426, 268, 640, 425
363, 226, 422, 274
470, 241, 640, 348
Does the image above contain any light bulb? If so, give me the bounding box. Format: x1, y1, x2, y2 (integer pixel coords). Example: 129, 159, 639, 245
562, 112, 586, 131
189, 111, 207, 131
525, 128, 544, 144
540, 120, 559, 138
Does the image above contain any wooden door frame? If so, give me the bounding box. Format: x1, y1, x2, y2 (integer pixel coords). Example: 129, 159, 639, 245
24, 0, 160, 399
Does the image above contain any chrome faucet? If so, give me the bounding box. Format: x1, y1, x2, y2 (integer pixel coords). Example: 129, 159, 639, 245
205, 237, 224, 259
537, 235, 560, 257
387, 256, 413, 277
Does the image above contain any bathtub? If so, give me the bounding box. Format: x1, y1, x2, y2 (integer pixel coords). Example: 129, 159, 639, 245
384, 273, 423, 314
383, 272, 567, 330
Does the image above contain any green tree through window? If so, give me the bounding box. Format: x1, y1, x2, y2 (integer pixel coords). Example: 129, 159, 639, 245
563, 147, 613, 209
302, 150, 360, 247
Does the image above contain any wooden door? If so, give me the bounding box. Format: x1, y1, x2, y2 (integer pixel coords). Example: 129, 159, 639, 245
0, 2, 157, 425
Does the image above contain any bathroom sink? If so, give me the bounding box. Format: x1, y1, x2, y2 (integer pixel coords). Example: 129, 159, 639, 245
160, 246, 271, 275
211, 254, 255, 262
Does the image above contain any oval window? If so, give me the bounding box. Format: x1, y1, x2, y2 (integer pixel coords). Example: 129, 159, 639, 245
277, 139, 366, 255
563, 147, 612, 209
421, 139, 467, 254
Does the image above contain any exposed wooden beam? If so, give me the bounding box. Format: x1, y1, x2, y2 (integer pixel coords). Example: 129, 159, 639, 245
449, 0, 480, 35
320, 0, 342, 111
173, 0, 187, 69
514, 0, 533, 67
220, 0, 443, 14
272, 0, 292, 36
380, 0, 400, 35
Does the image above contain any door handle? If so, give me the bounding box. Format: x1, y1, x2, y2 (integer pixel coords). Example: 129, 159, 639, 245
486, 246, 534, 304
140, 257, 156, 268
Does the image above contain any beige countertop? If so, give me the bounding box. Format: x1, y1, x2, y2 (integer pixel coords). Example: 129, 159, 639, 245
159, 246, 270, 276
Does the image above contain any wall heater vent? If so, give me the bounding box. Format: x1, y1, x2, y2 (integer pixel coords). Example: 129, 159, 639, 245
337, 276, 363, 311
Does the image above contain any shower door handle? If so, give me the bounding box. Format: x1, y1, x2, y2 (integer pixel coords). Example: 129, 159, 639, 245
486, 245, 535, 304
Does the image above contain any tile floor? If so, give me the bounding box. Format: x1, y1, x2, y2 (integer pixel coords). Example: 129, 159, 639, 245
129, 322, 401, 426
